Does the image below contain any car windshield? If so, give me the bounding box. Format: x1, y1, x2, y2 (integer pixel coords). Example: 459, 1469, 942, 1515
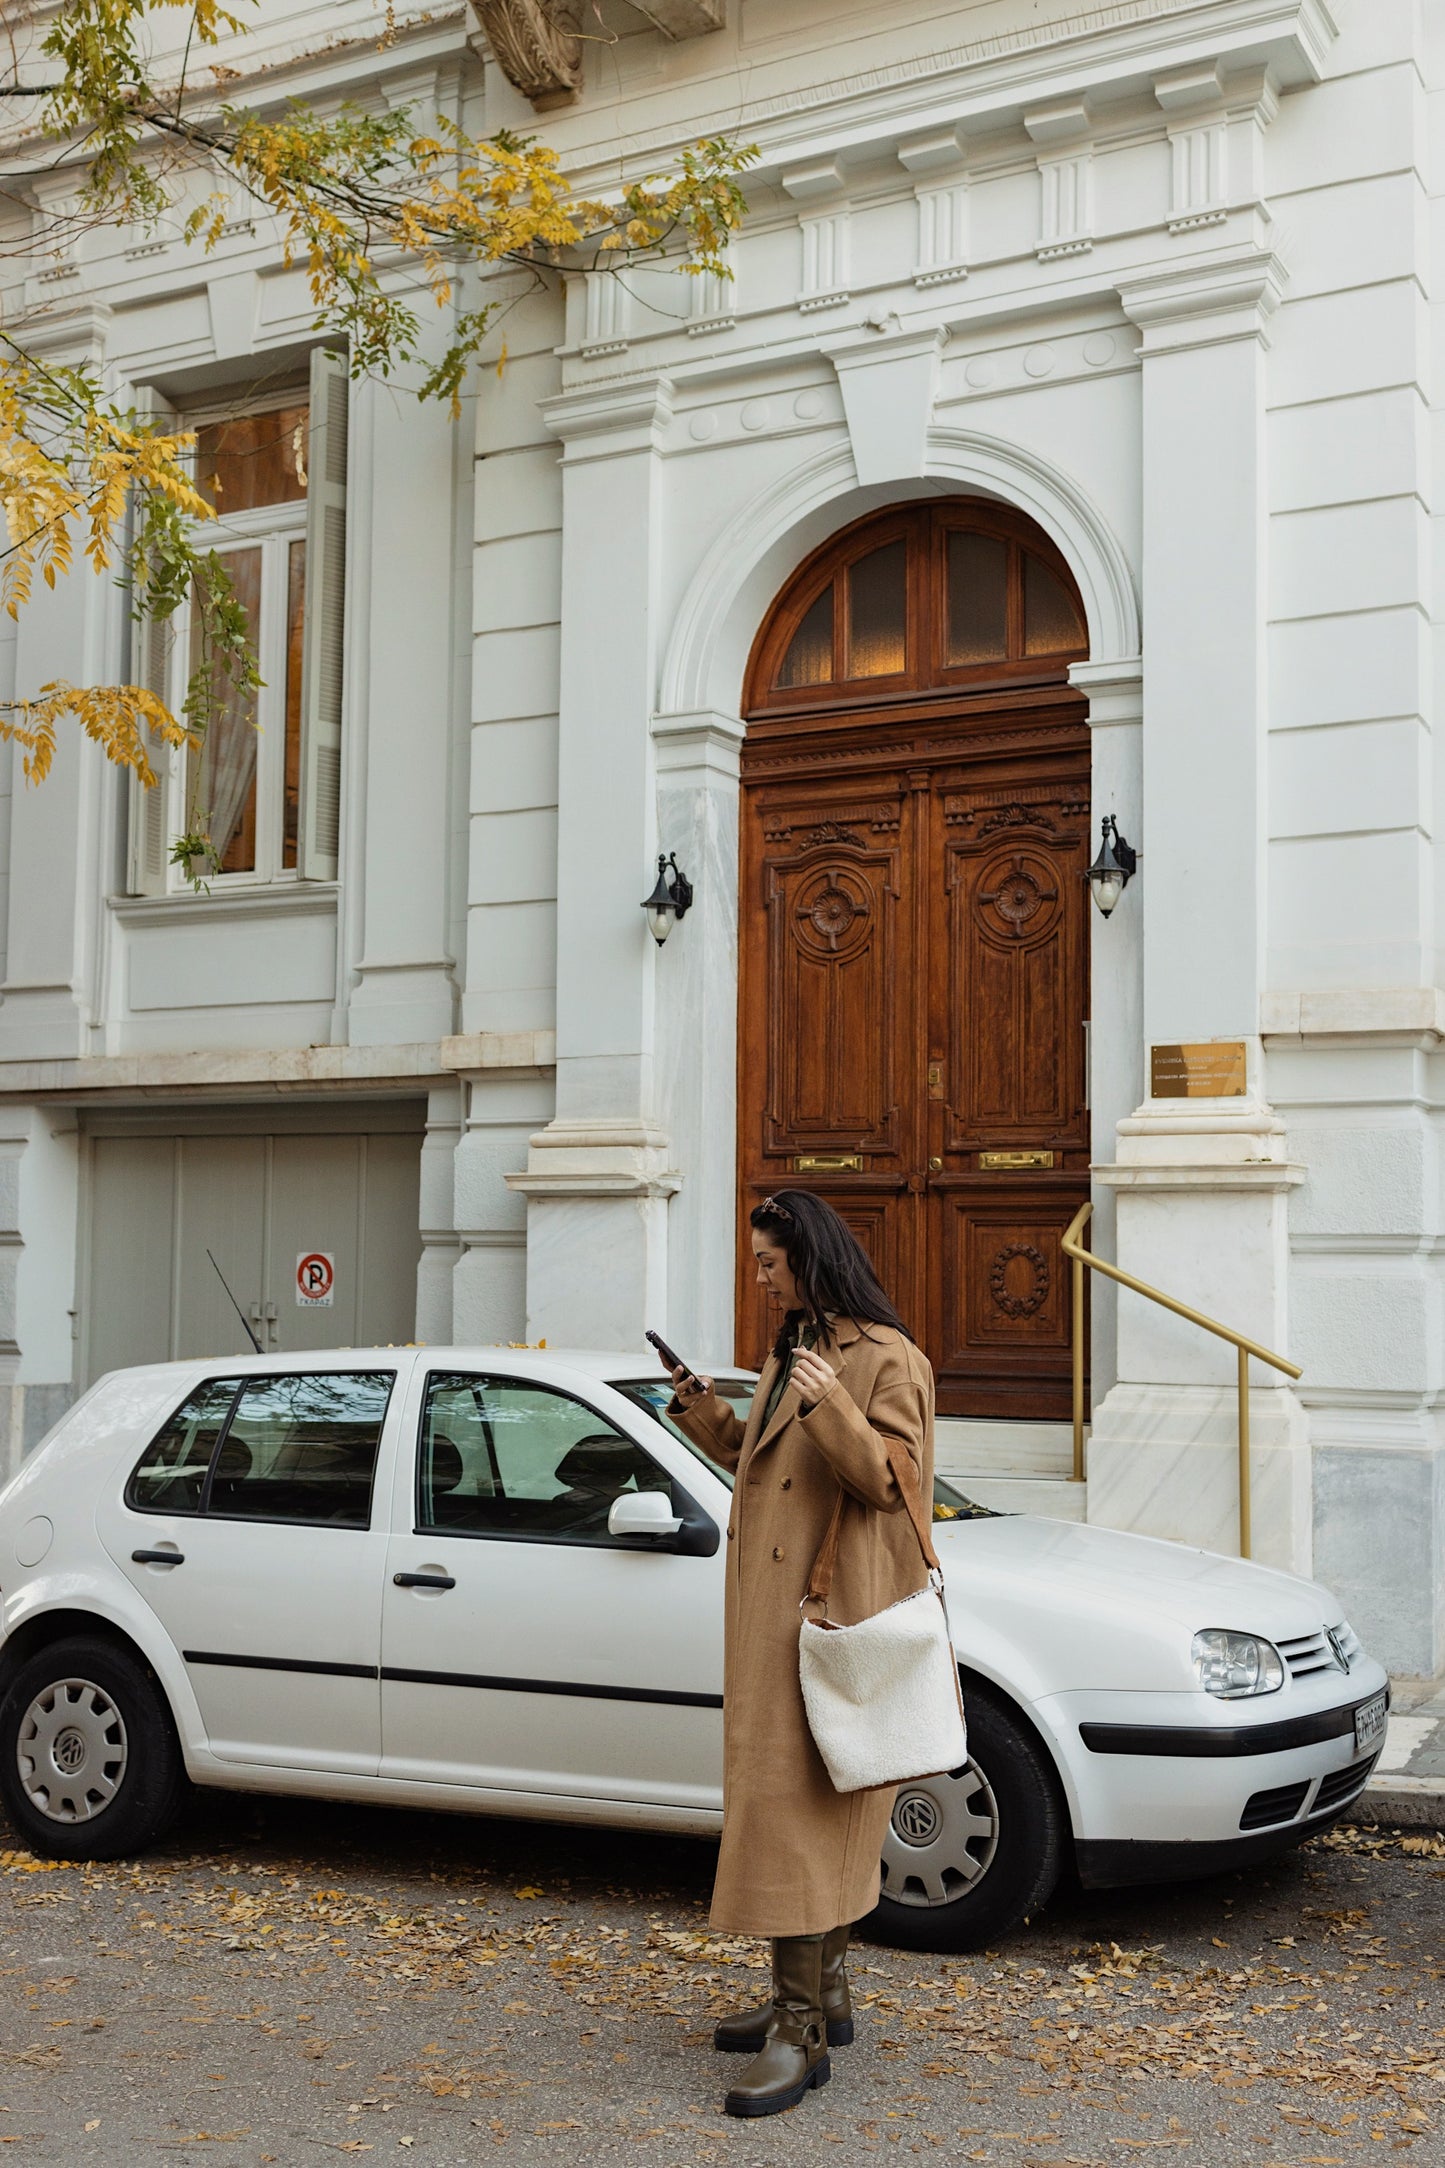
612, 1377, 1000, 1517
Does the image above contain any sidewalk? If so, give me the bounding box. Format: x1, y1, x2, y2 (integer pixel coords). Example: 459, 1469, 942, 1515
1358, 1677, 1445, 1828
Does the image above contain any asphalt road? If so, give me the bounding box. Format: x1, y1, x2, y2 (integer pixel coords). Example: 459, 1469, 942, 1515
0, 1792, 1441, 2166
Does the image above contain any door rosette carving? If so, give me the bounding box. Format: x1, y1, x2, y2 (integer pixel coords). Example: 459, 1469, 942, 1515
977, 849, 1061, 945
792, 866, 873, 957
989, 1241, 1050, 1320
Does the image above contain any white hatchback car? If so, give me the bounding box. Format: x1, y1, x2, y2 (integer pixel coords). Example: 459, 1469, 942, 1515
0, 1348, 1390, 1949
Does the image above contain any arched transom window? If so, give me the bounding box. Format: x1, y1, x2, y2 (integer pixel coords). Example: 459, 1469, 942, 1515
745, 501, 1088, 714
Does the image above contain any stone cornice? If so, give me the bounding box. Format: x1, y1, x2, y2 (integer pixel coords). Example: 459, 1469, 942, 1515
549, 0, 1337, 198
0, 1031, 556, 1103
1118, 243, 1286, 352
540, 374, 674, 457
1261, 988, 1445, 1044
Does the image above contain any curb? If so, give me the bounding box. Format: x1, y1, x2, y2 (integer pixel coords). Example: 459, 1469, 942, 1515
1355, 1774, 1445, 1831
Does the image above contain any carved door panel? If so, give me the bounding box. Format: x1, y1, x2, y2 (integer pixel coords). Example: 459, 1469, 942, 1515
736, 785, 918, 1365
925, 778, 1091, 1416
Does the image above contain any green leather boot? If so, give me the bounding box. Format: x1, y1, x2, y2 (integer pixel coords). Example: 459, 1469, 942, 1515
714, 1923, 853, 2052
722, 1933, 831, 2119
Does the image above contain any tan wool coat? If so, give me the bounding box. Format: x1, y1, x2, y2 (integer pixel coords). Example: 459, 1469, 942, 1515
670, 1317, 936, 1938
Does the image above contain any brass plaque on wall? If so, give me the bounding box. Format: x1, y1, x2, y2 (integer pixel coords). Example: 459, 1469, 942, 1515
1150, 1041, 1247, 1099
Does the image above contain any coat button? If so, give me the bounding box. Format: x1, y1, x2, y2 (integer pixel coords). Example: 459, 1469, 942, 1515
727, 1527, 735, 1541
773, 1546, 784, 1561
781, 1477, 792, 1490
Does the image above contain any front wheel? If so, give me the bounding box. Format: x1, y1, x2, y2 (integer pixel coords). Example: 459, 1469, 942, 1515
864, 1682, 1066, 1951
0, 1635, 188, 1860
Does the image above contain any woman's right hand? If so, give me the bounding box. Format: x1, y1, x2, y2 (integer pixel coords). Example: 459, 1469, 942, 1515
671, 1364, 713, 1407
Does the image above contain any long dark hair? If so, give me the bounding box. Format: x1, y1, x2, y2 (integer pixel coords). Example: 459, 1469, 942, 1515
749, 1189, 912, 1359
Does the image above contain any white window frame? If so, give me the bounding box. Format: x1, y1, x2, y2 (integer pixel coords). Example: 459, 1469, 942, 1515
127, 348, 349, 897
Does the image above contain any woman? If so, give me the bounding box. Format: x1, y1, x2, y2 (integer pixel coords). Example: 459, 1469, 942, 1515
663, 1191, 936, 2120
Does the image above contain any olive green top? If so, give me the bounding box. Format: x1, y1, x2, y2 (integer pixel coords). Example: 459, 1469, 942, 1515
757, 1315, 818, 1433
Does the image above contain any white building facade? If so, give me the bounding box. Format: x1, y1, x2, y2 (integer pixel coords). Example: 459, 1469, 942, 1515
3, 0, 1444, 1679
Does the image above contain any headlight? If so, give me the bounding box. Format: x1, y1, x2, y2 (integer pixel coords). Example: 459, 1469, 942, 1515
1192, 1629, 1284, 1698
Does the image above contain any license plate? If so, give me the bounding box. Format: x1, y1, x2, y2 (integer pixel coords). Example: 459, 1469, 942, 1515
1354, 1691, 1388, 1755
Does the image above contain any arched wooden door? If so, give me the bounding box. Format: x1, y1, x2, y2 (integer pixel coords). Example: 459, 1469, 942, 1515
737, 500, 1091, 1420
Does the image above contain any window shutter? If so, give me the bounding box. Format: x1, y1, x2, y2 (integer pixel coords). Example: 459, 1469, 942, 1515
297, 346, 349, 882
126, 384, 176, 897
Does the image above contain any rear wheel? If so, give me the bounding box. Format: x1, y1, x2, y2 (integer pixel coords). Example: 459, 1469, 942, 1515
0, 1635, 187, 1860
865, 1682, 1066, 1951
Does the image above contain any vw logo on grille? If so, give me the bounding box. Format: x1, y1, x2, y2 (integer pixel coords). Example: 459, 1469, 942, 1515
1326, 1626, 1351, 1672
892, 1790, 941, 1848
52, 1728, 87, 1775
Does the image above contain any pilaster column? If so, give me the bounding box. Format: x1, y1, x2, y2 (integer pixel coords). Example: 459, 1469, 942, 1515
343, 367, 460, 1045
505, 378, 678, 1347
1070, 658, 1143, 1408
1088, 248, 1310, 1571
0, 305, 114, 1063
652, 708, 744, 1362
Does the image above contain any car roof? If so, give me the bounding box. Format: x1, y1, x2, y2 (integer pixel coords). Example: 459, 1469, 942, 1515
98, 1347, 757, 1385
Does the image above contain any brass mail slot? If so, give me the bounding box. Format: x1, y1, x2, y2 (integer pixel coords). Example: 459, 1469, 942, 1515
792, 1153, 863, 1173
978, 1149, 1055, 1171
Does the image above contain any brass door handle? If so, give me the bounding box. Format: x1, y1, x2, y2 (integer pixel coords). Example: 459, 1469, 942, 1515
928, 1156, 943, 1171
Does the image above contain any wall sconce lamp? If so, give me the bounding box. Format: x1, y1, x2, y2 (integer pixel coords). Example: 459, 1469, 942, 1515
641, 853, 694, 945
1085, 815, 1137, 919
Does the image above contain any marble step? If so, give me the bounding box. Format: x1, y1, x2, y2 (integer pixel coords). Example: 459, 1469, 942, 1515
948, 1474, 1088, 1522
935, 1416, 1081, 1479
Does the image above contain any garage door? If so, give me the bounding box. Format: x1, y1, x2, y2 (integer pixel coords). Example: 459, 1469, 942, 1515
82, 1108, 423, 1384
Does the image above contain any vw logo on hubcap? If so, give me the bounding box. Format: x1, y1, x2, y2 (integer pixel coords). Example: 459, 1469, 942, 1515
51, 1728, 87, 1775
892, 1789, 942, 1847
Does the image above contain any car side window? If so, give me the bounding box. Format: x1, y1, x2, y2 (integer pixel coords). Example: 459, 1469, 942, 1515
127, 1378, 241, 1515
205, 1372, 394, 1528
418, 1373, 671, 1544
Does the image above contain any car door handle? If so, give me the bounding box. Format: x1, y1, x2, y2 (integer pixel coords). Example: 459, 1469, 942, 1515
393, 1571, 456, 1591
132, 1548, 184, 1566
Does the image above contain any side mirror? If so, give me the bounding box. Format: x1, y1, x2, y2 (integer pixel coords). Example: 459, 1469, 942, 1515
608, 1489, 684, 1541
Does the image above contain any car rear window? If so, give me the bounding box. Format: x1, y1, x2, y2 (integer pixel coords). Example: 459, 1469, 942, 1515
127, 1377, 240, 1514
126, 1371, 395, 1528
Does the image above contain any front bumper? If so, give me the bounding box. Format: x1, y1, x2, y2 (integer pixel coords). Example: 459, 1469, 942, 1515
1038, 1665, 1390, 1880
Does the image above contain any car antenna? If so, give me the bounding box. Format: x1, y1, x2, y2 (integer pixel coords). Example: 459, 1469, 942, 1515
207, 1248, 263, 1354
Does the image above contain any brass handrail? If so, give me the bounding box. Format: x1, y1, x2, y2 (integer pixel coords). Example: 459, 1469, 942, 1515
1062, 1201, 1302, 1559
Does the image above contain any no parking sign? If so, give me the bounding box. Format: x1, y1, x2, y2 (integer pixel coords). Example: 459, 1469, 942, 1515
296, 1251, 335, 1307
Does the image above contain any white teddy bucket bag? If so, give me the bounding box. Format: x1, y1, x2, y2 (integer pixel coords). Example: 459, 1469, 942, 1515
797, 1450, 967, 1794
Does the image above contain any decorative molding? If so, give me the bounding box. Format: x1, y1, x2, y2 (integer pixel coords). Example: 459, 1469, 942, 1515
914, 181, 969, 288
687, 260, 736, 337
799, 209, 850, 313
468, 0, 582, 110
1261, 987, 1445, 1044
1036, 144, 1094, 262
1070, 657, 1143, 729
581, 269, 629, 358
0, 1029, 556, 1103
657, 432, 1140, 721
1118, 247, 1286, 356
825, 326, 945, 486
780, 156, 846, 203
897, 124, 967, 177
540, 374, 674, 459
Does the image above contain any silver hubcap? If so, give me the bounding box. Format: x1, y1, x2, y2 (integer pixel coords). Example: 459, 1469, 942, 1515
880, 1760, 999, 1907
17, 1678, 128, 1824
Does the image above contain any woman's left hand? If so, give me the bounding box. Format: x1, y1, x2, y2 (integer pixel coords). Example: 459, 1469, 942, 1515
792, 1348, 837, 1406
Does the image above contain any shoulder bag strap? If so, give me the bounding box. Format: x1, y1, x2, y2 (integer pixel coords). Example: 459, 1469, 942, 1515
804, 1447, 940, 1609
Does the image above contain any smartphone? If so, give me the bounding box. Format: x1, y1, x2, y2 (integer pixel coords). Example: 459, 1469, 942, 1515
645, 1328, 703, 1390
